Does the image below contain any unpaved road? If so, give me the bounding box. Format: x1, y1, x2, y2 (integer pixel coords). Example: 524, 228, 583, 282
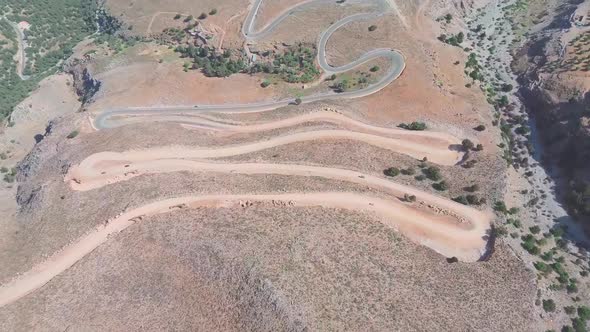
0, 1, 488, 308
6, 20, 29, 80
0, 111, 488, 308
100, 111, 464, 165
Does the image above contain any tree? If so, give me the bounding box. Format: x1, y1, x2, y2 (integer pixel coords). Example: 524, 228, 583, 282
184, 15, 194, 22
198, 12, 207, 19
174, 14, 181, 19
501, 83, 513, 92
423, 166, 442, 181
565, 306, 576, 315
572, 318, 587, 332
384, 167, 400, 177
579, 306, 590, 321
370, 65, 380, 72
209, 8, 218, 15
433, 181, 449, 191
261, 80, 270, 88
474, 124, 486, 131
333, 79, 349, 92
456, 31, 464, 44
497, 95, 509, 107
542, 299, 556, 312
368, 25, 377, 32
294, 97, 302, 105
462, 139, 475, 151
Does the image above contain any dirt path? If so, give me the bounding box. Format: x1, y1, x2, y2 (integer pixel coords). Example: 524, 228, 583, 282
7, 20, 29, 80
0, 187, 489, 308
0, 1, 486, 308
0, 110, 488, 308
104, 111, 464, 165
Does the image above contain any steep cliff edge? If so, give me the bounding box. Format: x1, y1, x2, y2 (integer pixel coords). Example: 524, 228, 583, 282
513, 0, 590, 225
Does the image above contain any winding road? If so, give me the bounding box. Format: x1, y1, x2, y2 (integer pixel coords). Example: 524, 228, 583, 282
0, 0, 492, 309
94, 0, 405, 129
5, 19, 29, 80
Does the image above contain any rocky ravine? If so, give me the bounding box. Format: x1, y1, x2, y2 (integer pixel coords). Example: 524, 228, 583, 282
513, 0, 590, 227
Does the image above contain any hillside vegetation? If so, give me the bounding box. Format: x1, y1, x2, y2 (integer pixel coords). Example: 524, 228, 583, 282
0, 0, 98, 120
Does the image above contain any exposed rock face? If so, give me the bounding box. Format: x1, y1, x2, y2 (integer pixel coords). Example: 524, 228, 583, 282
513, 0, 590, 224
64, 60, 101, 104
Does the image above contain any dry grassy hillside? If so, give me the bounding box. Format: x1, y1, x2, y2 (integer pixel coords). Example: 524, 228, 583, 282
0, 0, 554, 330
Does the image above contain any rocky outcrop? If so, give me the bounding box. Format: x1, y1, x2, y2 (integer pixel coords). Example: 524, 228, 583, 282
64, 60, 101, 104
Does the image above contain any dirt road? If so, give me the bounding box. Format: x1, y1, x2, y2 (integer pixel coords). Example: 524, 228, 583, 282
0, 1, 488, 309
0, 110, 489, 308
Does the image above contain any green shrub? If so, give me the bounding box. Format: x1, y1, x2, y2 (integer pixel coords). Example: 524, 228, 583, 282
530, 226, 541, 234
432, 181, 449, 191
404, 194, 416, 202
209, 8, 217, 15
370, 65, 380, 72
492, 225, 508, 237
521, 234, 540, 255
474, 124, 486, 131
534, 261, 551, 273
67, 130, 79, 139
542, 299, 556, 312
368, 25, 377, 31
398, 122, 427, 131
422, 166, 442, 181
384, 167, 400, 177
453, 196, 468, 205
567, 282, 578, 294
579, 306, 590, 321
401, 168, 415, 175
414, 174, 426, 181
462, 139, 475, 151
494, 201, 508, 213
572, 318, 587, 332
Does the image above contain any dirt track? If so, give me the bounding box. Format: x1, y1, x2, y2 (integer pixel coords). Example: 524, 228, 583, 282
0, 110, 490, 308
0, 0, 491, 310
98, 111, 464, 165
